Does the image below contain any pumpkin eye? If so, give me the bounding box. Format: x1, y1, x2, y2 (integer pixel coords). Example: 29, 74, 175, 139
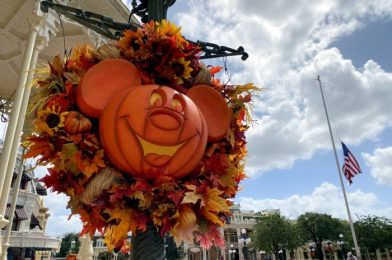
150, 92, 163, 107
171, 95, 184, 112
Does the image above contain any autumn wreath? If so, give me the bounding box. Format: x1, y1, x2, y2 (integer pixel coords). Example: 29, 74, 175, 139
24, 21, 258, 251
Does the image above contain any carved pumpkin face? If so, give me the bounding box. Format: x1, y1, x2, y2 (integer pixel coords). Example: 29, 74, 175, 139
77, 59, 230, 179
100, 85, 208, 179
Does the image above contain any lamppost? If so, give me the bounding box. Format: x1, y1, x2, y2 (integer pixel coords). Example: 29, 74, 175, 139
309, 245, 316, 259
70, 240, 76, 254
337, 234, 345, 260
326, 241, 333, 260
229, 244, 236, 260
259, 250, 266, 260
238, 228, 252, 260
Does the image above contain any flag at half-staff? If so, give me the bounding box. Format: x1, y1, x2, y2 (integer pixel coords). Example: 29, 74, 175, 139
341, 142, 362, 184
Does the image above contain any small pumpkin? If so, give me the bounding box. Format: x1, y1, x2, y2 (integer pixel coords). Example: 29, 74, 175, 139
64, 111, 92, 134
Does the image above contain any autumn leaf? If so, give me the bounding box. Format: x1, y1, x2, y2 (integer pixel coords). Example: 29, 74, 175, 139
171, 205, 198, 245
79, 207, 106, 237
181, 185, 203, 205
23, 135, 55, 164
168, 190, 184, 205
209, 66, 222, 77
60, 143, 80, 174
49, 55, 64, 77
82, 150, 106, 178
204, 188, 229, 213
104, 208, 139, 251
204, 153, 228, 175
67, 196, 83, 215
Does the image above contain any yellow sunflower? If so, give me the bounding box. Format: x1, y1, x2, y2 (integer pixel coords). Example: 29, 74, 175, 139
35, 106, 68, 136
118, 29, 145, 54
157, 20, 187, 47
171, 57, 193, 84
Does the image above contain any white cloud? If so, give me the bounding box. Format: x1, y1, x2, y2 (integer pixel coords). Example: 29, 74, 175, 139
363, 146, 392, 186
166, 0, 392, 177
246, 49, 392, 176
239, 182, 392, 219
43, 192, 83, 237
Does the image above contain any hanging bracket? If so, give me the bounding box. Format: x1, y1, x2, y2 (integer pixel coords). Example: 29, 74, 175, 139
40, 0, 248, 60
40, 0, 137, 40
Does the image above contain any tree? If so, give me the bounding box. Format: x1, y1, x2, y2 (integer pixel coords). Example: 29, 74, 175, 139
57, 232, 81, 257
297, 212, 345, 260
355, 215, 392, 255
253, 212, 301, 259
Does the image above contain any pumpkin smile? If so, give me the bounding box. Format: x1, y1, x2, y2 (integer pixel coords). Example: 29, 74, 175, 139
136, 135, 185, 162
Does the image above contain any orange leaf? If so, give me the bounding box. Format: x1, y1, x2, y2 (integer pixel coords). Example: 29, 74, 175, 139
104, 208, 139, 251
171, 205, 198, 245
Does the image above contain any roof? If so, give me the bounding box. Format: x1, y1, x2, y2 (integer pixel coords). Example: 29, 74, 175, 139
5, 205, 28, 220
0, 0, 131, 100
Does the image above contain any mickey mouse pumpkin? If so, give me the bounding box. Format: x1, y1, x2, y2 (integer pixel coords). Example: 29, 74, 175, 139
76, 59, 231, 179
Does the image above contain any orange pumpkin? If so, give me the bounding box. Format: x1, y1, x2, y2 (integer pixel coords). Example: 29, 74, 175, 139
77, 59, 230, 179
64, 111, 93, 134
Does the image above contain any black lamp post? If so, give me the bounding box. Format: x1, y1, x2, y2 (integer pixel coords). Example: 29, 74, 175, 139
337, 234, 345, 260
229, 244, 236, 260
309, 245, 316, 259
239, 228, 251, 260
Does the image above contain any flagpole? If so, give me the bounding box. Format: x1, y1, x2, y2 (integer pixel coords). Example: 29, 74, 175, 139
317, 76, 361, 259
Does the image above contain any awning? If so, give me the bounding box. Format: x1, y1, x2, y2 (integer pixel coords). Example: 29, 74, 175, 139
35, 182, 47, 196
5, 206, 11, 219
13, 171, 33, 181
22, 171, 32, 182
15, 207, 28, 220
5, 206, 28, 220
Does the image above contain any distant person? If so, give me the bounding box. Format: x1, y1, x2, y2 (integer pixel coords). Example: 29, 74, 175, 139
347, 252, 357, 260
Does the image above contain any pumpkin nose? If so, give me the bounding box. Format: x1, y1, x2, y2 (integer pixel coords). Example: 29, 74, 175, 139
149, 109, 182, 130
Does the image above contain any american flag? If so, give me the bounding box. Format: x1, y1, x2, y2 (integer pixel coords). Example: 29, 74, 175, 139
341, 142, 362, 184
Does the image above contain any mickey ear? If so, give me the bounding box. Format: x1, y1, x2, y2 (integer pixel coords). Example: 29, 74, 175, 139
76, 59, 141, 118
187, 85, 231, 142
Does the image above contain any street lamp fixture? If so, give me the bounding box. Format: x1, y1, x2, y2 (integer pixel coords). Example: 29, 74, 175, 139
260, 250, 266, 260
229, 244, 236, 260
309, 245, 316, 259
337, 234, 345, 259
238, 228, 251, 260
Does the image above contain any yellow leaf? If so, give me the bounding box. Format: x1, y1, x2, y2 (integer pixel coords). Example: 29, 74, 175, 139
104, 208, 138, 251
181, 185, 203, 205
171, 206, 198, 245
204, 188, 229, 213
201, 208, 224, 226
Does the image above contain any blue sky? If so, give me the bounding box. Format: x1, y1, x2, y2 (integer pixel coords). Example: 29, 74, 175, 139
166, 1, 392, 220
2, 0, 391, 237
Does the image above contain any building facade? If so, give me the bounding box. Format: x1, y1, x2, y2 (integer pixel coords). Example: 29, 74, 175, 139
184, 205, 275, 260
0, 140, 60, 259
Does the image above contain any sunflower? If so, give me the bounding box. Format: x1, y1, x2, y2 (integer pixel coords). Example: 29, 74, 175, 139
157, 20, 187, 48
35, 106, 68, 136
171, 57, 193, 84
118, 29, 145, 57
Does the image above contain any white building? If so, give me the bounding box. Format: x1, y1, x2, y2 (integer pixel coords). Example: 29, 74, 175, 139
0, 140, 60, 259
